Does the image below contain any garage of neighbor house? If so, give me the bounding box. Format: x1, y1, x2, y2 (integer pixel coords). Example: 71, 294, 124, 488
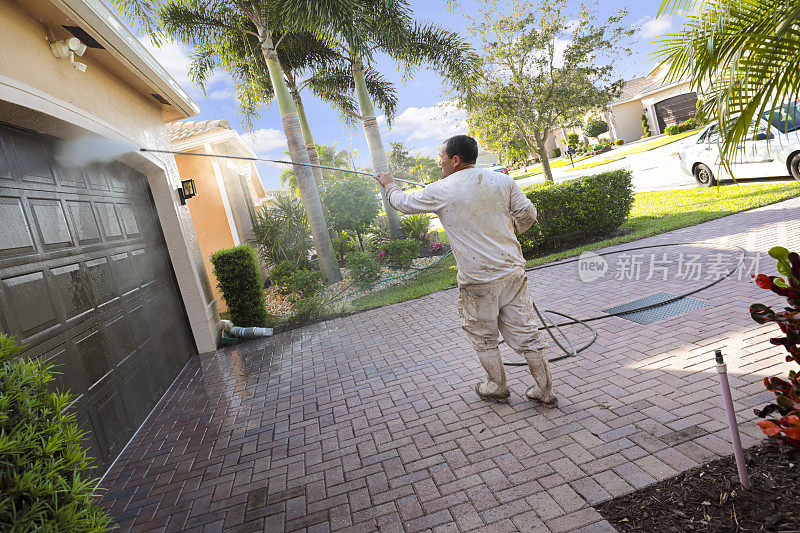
0, 0, 219, 470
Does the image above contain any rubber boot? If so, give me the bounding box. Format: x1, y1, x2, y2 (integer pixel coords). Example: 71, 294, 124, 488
524, 350, 558, 406
475, 348, 510, 402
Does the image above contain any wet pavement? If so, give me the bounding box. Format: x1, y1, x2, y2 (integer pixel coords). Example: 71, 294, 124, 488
99, 197, 800, 532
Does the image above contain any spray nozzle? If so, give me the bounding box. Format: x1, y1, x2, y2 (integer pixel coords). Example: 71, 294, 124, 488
715, 349, 724, 364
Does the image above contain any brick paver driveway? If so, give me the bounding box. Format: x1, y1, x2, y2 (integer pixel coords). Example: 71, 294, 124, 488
100, 197, 800, 532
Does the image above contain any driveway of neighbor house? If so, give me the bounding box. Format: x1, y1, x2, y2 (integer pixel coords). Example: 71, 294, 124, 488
99, 197, 800, 533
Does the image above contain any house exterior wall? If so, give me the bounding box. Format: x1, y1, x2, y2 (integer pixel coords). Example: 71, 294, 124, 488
174, 151, 237, 312
610, 100, 647, 143
0, 0, 218, 352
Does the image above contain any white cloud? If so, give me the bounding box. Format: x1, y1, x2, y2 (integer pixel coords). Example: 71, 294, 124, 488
138, 36, 228, 96
208, 88, 235, 100
639, 16, 673, 39
382, 101, 468, 149
242, 128, 286, 155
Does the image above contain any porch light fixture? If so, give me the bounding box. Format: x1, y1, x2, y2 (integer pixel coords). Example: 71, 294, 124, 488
178, 179, 197, 205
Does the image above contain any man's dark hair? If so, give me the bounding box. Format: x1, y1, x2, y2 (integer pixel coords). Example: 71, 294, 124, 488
443, 135, 478, 164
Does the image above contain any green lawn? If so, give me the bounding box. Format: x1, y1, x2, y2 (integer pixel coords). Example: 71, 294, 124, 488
569, 155, 626, 171
614, 128, 702, 157
509, 155, 592, 179
348, 182, 800, 312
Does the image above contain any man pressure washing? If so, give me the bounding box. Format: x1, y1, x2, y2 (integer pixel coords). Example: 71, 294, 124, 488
375, 135, 557, 405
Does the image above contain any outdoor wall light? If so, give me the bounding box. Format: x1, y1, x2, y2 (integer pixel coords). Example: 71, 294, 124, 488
50, 37, 88, 72
178, 179, 197, 205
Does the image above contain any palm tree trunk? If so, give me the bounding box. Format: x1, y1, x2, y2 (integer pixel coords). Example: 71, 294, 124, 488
351, 58, 403, 240
258, 28, 341, 283
293, 92, 325, 188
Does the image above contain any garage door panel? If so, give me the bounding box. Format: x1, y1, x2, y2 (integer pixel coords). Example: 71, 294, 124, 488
74, 325, 111, 388
77, 409, 106, 466
0, 197, 35, 257
0, 125, 195, 470
66, 200, 102, 244
8, 133, 56, 185
50, 262, 93, 321
2, 270, 58, 339
29, 199, 74, 250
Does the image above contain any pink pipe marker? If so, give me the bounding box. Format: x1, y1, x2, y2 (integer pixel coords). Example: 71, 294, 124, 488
715, 349, 750, 490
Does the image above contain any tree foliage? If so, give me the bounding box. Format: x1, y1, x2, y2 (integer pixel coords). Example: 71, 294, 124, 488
280, 143, 357, 191
584, 118, 609, 140
387, 142, 442, 185
251, 194, 313, 267
656, 0, 800, 170
461, 0, 633, 181
321, 176, 381, 248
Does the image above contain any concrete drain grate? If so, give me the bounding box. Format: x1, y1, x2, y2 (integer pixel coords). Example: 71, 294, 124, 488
604, 292, 710, 325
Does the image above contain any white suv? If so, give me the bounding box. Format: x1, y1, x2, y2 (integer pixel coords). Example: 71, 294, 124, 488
678, 102, 800, 186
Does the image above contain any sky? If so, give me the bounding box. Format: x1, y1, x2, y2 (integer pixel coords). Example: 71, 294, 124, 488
121, 0, 686, 190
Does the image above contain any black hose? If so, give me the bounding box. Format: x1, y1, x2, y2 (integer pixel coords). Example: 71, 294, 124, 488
501, 242, 747, 366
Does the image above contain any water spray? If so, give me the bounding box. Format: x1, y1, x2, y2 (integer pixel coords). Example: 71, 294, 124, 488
138, 148, 427, 187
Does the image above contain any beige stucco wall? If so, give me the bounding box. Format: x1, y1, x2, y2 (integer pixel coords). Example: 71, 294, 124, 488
610, 100, 647, 143
175, 151, 236, 313
0, 0, 219, 352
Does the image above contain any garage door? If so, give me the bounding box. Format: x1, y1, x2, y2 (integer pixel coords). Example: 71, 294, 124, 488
0, 123, 195, 470
654, 92, 698, 133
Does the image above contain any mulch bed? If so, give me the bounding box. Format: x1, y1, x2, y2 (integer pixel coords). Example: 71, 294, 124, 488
596, 441, 800, 532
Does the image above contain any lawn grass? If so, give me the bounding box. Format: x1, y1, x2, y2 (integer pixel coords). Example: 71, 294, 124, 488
509, 155, 592, 179
569, 155, 626, 171
348, 182, 800, 311
614, 128, 702, 157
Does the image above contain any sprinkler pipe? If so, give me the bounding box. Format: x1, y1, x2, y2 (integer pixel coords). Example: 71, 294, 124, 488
715, 349, 751, 489
139, 148, 427, 187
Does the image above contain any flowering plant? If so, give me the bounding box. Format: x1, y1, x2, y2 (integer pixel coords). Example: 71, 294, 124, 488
750, 246, 800, 447
429, 242, 445, 254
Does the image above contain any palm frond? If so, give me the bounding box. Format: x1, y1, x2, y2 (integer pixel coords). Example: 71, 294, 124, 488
656, 0, 800, 168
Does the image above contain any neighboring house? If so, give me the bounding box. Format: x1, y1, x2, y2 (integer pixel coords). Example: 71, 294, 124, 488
258, 188, 287, 209
0, 0, 219, 470
608, 64, 697, 143
168, 120, 268, 311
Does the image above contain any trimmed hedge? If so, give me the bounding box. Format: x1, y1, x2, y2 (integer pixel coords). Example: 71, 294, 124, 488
519, 169, 634, 255
665, 118, 698, 136
0, 334, 114, 531
210, 244, 270, 327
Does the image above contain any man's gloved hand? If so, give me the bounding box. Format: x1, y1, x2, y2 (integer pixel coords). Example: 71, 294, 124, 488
375, 172, 396, 188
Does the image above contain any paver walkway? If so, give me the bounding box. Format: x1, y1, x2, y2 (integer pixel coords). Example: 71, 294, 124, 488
99, 197, 800, 532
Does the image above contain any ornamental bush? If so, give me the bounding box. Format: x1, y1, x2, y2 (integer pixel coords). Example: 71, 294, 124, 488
641, 113, 652, 137
518, 169, 634, 255
401, 214, 432, 242
269, 260, 323, 300
210, 244, 270, 327
614, 139, 624, 146
0, 334, 114, 532
552, 147, 562, 158
346, 251, 381, 289
379, 238, 419, 269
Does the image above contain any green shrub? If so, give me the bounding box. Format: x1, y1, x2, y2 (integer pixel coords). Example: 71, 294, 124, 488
370, 214, 391, 238
681, 117, 698, 131
286, 269, 324, 300
379, 238, 419, 269
552, 147, 562, 158
664, 124, 680, 135
598, 138, 611, 148
331, 231, 358, 263
519, 169, 634, 254
401, 214, 431, 242
0, 334, 114, 532
567, 133, 580, 151
269, 260, 300, 292
585, 118, 609, 140
614, 139, 624, 146
641, 113, 652, 137
210, 244, 270, 327
346, 251, 381, 289
251, 195, 313, 267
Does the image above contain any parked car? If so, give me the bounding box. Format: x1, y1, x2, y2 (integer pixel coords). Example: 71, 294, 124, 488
678, 102, 800, 186
488, 165, 509, 174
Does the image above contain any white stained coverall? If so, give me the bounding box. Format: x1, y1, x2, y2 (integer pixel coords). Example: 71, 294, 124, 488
385, 167, 556, 404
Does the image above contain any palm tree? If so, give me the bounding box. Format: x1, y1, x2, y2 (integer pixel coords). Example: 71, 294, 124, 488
315, 3, 479, 238
656, 0, 800, 167
113, 0, 346, 283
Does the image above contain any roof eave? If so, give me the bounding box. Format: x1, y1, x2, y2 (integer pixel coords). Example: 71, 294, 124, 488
55, 0, 200, 119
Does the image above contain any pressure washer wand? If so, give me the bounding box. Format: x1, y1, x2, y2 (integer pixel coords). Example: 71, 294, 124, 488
139, 148, 426, 187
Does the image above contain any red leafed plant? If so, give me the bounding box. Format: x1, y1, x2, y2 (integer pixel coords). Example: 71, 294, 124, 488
750, 246, 800, 448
